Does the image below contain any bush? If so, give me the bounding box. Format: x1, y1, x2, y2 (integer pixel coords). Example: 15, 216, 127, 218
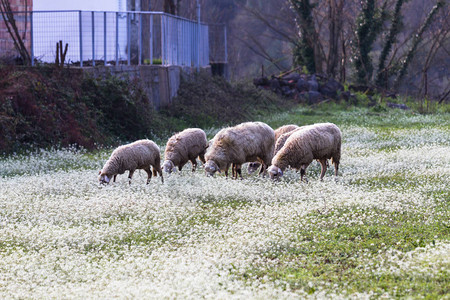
161, 72, 292, 129
0, 66, 163, 154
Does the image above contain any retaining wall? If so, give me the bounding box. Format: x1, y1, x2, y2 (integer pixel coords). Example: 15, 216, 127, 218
82, 65, 210, 110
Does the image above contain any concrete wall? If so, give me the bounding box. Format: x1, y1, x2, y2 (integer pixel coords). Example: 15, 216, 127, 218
83, 65, 210, 110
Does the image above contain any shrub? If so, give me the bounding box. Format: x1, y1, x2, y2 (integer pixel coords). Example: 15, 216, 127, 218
161, 72, 292, 129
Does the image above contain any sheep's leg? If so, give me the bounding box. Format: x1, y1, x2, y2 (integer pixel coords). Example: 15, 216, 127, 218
319, 159, 327, 180
258, 164, 264, 176
178, 164, 184, 172
158, 168, 164, 183
144, 167, 152, 184
199, 153, 206, 164
300, 165, 308, 183
128, 169, 135, 185
260, 163, 268, 178
334, 161, 339, 177
153, 161, 164, 183
152, 166, 158, 177
190, 159, 197, 172
237, 165, 243, 180
232, 164, 241, 180
156, 165, 164, 183
225, 163, 231, 178
113, 175, 117, 182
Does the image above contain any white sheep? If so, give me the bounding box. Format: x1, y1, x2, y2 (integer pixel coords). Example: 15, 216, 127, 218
247, 124, 300, 174
205, 121, 275, 178
268, 123, 341, 182
99, 139, 164, 184
162, 128, 208, 173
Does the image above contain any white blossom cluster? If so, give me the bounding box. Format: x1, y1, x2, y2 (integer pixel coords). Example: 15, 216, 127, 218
0, 119, 448, 298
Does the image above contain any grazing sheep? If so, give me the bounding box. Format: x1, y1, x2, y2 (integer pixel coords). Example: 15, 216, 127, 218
205, 121, 275, 178
274, 124, 300, 141
247, 124, 300, 174
273, 126, 307, 154
99, 139, 164, 184
268, 123, 341, 182
162, 128, 208, 173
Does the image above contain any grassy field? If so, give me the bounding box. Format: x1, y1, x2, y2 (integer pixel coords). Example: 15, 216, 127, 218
0, 105, 449, 298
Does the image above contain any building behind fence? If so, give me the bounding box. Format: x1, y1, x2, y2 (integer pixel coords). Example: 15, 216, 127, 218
1, 9, 227, 68
1, 8, 227, 109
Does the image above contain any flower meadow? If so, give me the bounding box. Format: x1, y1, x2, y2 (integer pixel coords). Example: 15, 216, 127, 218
0, 108, 449, 299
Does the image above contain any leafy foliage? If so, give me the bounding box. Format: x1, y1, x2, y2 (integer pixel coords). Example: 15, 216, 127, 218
353, 0, 388, 84
290, 0, 316, 73
160, 72, 292, 129
0, 66, 163, 154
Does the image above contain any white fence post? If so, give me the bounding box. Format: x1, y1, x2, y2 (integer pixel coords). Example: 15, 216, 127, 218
104, 11, 107, 66
79, 11, 83, 67
91, 11, 95, 66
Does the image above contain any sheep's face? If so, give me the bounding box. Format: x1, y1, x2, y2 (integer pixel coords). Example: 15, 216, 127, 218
204, 160, 219, 177
98, 172, 111, 185
268, 165, 283, 181
247, 162, 261, 174
162, 160, 177, 173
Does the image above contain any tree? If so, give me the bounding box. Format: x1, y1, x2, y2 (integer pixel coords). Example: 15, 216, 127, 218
375, 0, 407, 87
353, 0, 387, 84
394, 0, 445, 87
163, 0, 182, 15
0, 0, 31, 65
290, 0, 318, 73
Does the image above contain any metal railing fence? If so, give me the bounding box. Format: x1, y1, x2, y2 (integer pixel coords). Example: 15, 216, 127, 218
0, 10, 227, 68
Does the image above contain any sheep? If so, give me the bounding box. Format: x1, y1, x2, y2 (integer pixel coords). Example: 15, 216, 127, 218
274, 124, 300, 141
162, 128, 208, 173
268, 123, 341, 182
247, 124, 300, 174
273, 126, 306, 154
204, 121, 275, 178
99, 139, 164, 185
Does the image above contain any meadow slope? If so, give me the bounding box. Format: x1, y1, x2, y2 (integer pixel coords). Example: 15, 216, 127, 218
0, 107, 449, 298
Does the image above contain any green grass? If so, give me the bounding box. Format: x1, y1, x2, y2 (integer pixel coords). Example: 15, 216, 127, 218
242, 205, 450, 297
266, 102, 450, 130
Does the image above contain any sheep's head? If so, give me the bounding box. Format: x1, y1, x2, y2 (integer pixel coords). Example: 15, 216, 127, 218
162, 160, 177, 173
98, 171, 111, 185
204, 160, 219, 177
267, 165, 283, 181
247, 162, 261, 174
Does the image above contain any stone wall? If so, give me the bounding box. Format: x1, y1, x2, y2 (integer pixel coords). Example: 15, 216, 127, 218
83, 65, 210, 110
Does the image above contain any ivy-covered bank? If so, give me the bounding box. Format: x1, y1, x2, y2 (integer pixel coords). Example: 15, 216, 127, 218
0, 66, 290, 155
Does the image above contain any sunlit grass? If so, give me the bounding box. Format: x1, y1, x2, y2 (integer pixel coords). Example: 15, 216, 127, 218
0, 107, 449, 298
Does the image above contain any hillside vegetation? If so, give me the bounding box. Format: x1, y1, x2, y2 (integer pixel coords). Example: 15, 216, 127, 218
0, 66, 291, 155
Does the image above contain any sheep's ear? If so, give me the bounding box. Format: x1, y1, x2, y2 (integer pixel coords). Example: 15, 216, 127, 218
98, 170, 102, 175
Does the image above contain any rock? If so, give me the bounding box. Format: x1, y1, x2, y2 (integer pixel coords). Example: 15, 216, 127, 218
282, 72, 301, 82
387, 102, 409, 110
308, 75, 319, 91
296, 78, 309, 92
253, 77, 269, 86
281, 86, 295, 97
340, 91, 351, 101
306, 91, 323, 104
269, 78, 281, 93
319, 78, 344, 99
